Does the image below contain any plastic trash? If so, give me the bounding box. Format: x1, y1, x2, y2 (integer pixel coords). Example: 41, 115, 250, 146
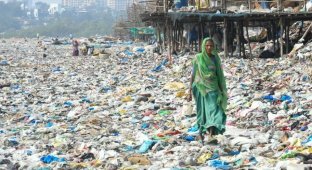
184, 136, 195, 141
158, 110, 171, 116
0, 60, 9, 65
207, 160, 232, 170
141, 122, 150, 129
138, 140, 155, 153
40, 155, 66, 164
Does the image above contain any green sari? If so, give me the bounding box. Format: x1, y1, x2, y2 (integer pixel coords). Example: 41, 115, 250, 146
192, 38, 227, 135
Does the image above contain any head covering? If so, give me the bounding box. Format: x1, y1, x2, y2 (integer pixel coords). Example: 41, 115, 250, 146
192, 37, 227, 110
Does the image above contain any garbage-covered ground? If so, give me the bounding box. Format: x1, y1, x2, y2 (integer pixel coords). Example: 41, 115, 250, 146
0, 37, 311, 170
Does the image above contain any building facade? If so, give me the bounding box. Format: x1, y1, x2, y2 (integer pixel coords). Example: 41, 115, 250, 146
62, 0, 96, 8
107, 0, 132, 11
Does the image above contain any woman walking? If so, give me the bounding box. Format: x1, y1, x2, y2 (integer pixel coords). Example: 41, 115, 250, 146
188, 38, 227, 144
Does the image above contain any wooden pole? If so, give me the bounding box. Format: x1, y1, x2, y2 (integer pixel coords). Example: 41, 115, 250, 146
248, 0, 251, 13
224, 19, 228, 58
178, 24, 183, 51
240, 21, 246, 58
230, 21, 234, 58
304, 0, 307, 12
173, 24, 176, 52
168, 23, 173, 65
286, 23, 289, 54
236, 22, 241, 58
272, 20, 276, 53
224, 0, 227, 13
280, 18, 284, 57
198, 24, 201, 52
245, 21, 252, 58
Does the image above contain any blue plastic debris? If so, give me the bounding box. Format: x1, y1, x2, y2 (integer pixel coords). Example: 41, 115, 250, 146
80, 97, 91, 103
10, 84, 20, 90
0, 60, 9, 65
152, 59, 168, 72
52, 67, 61, 72
112, 132, 119, 136
262, 95, 277, 102
120, 58, 129, 63
124, 145, 134, 152
141, 122, 150, 129
184, 136, 195, 141
45, 121, 53, 128
228, 150, 240, 156
8, 138, 19, 146
209, 153, 220, 160
64, 101, 73, 107
280, 94, 292, 103
100, 87, 111, 93
300, 126, 308, 131
25, 150, 32, 156
302, 135, 312, 145
248, 156, 258, 165
124, 50, 134, 56
40, 155, 66, 164
68, 126, 76, 132
136, 48, 145, 53
188, 126, 199, 132
208, 160, 232, 170
138, 140, 155, 153
30, 119, 39, 125
88, 107, 95, 111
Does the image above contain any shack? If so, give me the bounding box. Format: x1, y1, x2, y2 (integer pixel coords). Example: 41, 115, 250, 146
141, 0, 312, 58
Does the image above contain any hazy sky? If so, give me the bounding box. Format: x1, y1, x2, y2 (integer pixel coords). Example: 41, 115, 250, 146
0, 0, 62, 4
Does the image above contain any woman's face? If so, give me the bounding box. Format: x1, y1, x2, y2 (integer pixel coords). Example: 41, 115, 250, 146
205, 40, 214, 55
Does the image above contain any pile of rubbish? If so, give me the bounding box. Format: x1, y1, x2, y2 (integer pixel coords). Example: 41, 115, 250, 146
0, 37, 311, 170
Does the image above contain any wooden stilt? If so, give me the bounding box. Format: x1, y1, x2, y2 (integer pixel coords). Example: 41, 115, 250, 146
286, 23, 289, 54
272, 21, 276, 53
240, 21, 246, 58
236, 22, 241, 58
245, 21, 252, 58
198, 24, 201, 52
230, 21, 234, 58
179, 23, 183, 51
173, 24, 176, 53
280, 18, 284, 57
167, 23, 173, 65
224, 19, 228, 58
163, 23, 166, 51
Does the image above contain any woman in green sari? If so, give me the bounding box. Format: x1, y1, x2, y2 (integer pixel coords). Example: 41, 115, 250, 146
188, 38, 227, 143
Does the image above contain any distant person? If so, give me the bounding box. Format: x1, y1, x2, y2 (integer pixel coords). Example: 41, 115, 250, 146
36, 33, 40, 40
189, 26, 198, 51
72, 40, 79, 56
69, 34, 73, 40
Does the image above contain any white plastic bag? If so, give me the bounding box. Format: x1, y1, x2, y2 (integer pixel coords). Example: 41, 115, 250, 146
182, 101, 194, 116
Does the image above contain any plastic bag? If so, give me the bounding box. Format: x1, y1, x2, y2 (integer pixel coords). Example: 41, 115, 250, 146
182, 102, 194, 116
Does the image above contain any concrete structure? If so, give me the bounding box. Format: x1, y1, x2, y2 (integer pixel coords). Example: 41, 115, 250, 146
107, 0, 131, 11
62, 0, 96, 8
48, 3, 61, 14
